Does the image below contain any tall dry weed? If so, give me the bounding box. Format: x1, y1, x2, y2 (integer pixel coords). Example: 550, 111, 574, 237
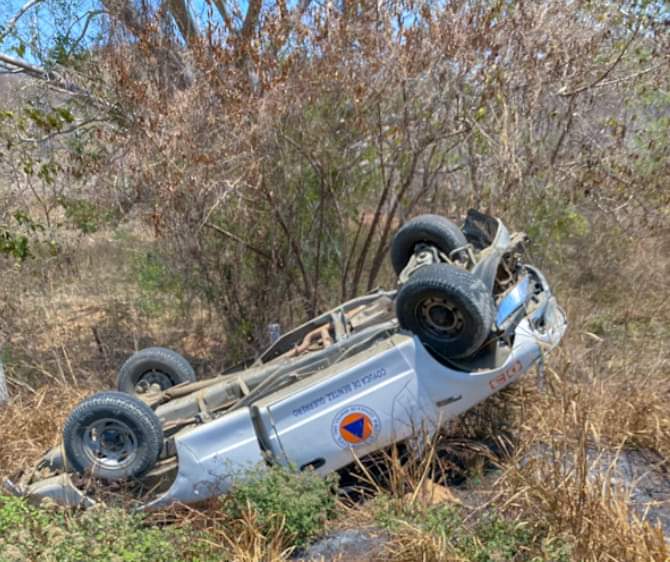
0, 385, 90, 475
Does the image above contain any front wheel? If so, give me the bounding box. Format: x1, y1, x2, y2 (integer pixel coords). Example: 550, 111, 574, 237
395, 263, 495, 359
390, 214, 468, 275
116, 347, 196, 395
63, 391, 163, 481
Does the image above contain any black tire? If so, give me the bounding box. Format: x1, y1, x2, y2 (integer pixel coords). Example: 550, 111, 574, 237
63, 391, 163, 481
116, 347, 196, 395
391, 214, 468, 275
395, 263, 495, 358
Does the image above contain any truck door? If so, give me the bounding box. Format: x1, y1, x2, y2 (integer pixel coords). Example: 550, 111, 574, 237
257, 336, 439, 474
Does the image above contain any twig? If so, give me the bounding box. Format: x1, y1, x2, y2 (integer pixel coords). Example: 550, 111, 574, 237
91, 326, 110, 367
6, 375, 36, 394
198, 181, 240, 234
1, 0, 45, 40
18, 118, 109, 145
557, 26, 639, 97
0, 52, 111, 110
203, 221, 274, 261
64, 10, 105, 59
51, 349, 68, 386
61, 344, 78, 386
590, 62, 666, 91
17, 359, 61, 385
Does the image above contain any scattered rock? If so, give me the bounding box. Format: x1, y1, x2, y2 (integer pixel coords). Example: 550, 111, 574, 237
295, 528, 386, 562
599, 448, 670, 536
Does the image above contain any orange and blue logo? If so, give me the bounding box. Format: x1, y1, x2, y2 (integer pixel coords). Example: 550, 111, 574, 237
331, 405, 381, 449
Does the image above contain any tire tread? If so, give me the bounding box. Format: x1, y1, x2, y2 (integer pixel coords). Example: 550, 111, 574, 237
391, 214, 468, 274
63, 391, 163, 480
116, 347, 196, 394
395, 263, 495, 358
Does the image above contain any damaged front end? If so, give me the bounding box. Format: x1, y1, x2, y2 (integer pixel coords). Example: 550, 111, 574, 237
4, 447, 95, 508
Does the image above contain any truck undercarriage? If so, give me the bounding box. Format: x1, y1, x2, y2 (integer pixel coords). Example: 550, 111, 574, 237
4, 210, 567, 509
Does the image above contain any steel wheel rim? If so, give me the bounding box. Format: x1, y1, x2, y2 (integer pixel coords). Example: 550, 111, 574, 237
135, 369, 172, 393
417, 296, 464, 339
83, 418, 138, 470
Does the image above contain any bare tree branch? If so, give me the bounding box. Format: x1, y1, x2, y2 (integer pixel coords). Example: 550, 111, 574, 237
102, 0, 193, 88
0, 52, 111, 109
0, 51, 49, 78
211, 0, 235, 33
17, 118, 109, 145
165, 0, 200, 44
64, 10, 105, 58
1, 0, 45, 39
203, 222, 274, 262
101, 0, 145, 37
557, 25, 639, 97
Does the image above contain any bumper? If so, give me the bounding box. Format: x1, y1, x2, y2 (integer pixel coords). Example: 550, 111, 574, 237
3, 473, 95, 508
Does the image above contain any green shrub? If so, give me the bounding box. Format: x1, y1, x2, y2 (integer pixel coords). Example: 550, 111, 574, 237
0, 227, 30, 260
133, 251, 184, 316
0, 468, 337, 561
0, 211, 46, 261
0, 494, 215, 562
58, 197, 119, 234
370, 494, 572, 562
223, 464, 338, 548
523, 194, 590, 261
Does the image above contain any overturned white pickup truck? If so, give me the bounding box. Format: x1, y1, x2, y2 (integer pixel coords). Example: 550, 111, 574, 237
4, 210, 566, 508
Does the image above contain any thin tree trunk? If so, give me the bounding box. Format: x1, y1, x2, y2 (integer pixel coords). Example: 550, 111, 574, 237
0, 355, 8, 405
102, 0, 192, 88
366, 151, 420, 290
348, 102, 391, 298
240, 0, 262, 45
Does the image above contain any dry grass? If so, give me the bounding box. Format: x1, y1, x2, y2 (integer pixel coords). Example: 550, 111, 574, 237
329, 228, 670, 561
483, 232, 670, 560
498, 434, 669, 561
204, 507, 295, 562
0, 228, 232, 477
146, 502, 296, 562
0, 385, 90, 475
1, 216, 669, 560
377, 527, 467, 562
1, 3, 668, 557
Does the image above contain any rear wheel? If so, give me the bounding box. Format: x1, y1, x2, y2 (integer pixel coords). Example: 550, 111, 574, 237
116, 347, 196, 395
391, 214, 468, 275
63, 391, 163, 481
395, 263, 495, 358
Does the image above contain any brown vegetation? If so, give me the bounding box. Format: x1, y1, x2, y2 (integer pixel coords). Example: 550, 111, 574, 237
1, 0, 669, 560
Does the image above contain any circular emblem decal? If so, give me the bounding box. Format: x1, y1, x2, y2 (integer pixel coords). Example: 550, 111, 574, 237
331, 405, 381, 449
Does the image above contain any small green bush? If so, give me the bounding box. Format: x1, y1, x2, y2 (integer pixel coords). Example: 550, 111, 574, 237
0, 494, 215, 562
133, 251, 184, 316
0, 211, 46, 261
370, 494, 572, 562
223, 464, 338, 548
58, 197, 119, 234
0, 468, 338, 561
